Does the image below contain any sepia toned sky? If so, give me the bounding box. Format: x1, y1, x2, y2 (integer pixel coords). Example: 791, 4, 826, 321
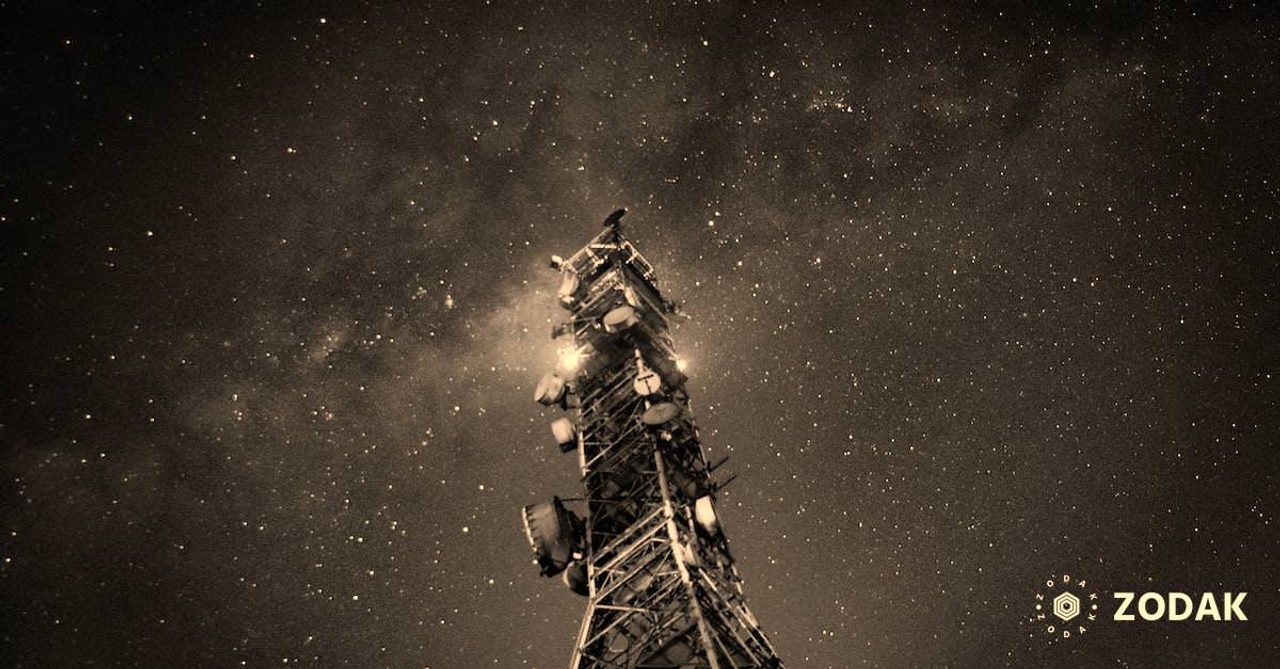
2, 2, 1278, 666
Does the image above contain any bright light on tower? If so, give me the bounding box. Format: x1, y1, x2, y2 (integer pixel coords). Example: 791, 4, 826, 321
558, 346, 583, 371
676, 357, 688, 371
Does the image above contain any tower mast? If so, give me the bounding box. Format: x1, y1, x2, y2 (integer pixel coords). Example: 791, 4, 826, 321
522, 210, 784, 668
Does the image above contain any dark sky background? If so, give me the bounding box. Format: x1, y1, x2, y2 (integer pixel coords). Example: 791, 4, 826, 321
3, 2, 1279, 667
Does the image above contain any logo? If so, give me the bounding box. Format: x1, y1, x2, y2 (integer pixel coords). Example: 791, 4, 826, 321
1113, 592, 1247, 621
1029, 572, 1249, 646
1031, 573, 1098, 640
1053, 592, 1080, 622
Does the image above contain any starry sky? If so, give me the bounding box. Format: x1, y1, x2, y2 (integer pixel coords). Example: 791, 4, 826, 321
2, 2, 1279, 667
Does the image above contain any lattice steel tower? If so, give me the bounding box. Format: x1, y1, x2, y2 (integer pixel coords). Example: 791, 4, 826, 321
520, 210, 784, 668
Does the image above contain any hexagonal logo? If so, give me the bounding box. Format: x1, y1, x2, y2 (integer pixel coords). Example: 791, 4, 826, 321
1031, 573, 1099, 641
1053, 592, 1080, 622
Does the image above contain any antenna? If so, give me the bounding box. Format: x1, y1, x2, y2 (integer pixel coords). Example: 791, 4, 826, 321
603, 208, 626, 230
518, 210, 784, 668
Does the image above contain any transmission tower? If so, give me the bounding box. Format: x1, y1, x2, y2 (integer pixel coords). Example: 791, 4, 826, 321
520, 210, 784, 668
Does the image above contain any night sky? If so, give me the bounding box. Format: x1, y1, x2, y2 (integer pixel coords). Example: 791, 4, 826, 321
3, 2, 1279, 667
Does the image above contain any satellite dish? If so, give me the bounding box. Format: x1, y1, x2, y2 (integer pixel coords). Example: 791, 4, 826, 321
521, 497, 583, 577
602, 305, 638, 333
633, 363, 661, 396
550, 418, 577, 452
641, 402, 681, 426
562, 561, 588, 596
534, 372, 567, 406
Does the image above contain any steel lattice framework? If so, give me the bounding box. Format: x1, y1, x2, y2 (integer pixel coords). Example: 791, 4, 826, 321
522, 212, 783, 669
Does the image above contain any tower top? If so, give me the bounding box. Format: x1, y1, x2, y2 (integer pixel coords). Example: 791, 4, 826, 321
603, 208, 626, 230
520, 210, 783, 667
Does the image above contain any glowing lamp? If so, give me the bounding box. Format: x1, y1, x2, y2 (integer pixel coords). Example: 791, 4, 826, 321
557, 345, 583, 372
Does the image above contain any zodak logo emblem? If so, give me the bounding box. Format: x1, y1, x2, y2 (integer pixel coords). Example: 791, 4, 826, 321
1030, 572, 1248, 645
1032, 574, 1098, 640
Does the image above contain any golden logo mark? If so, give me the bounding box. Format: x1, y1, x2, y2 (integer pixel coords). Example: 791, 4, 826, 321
1052, 592, 1081, 622
1032, 574, 1099, 640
